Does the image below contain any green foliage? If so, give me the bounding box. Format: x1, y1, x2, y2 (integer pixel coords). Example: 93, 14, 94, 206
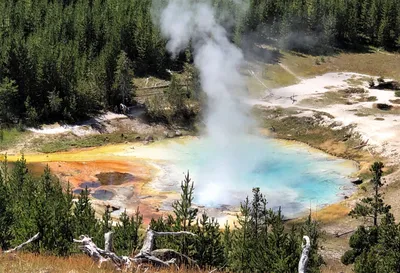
302, 213, 325, 272
0, 78, 19, 123
195, 213, 225, 268
227, 187, 321, 272
96, 205, 113, 249
395, 91, 400, 97
73, 187, 98, 238
0, 161, 325, 272
349, 162, 390, 226
1, 0, 400, 126
114, 208, 143, 256
0, 157, 13, 250
341, 249, 356, 265
342, 162, 400, 272
112, 51, 134, 106
0, 0, 181, 124
172, 172, 198, 256
146, 74, 200, 124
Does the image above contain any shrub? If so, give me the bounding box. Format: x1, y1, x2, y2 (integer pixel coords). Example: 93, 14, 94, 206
395, 91, 400, 97
341, 249, 356, 265
376, 103, 393, 110
368, 78, 375, 88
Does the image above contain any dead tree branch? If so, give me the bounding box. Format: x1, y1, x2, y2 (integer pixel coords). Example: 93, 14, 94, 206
74, 227, 197, 270
298, 236, 311, 273
132, 226, 197, 267
139, 226, 197, 254
73, 235, 132, 270
4, 233, 40, 254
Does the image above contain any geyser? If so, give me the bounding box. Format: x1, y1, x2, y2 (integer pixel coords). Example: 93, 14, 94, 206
154, 0, 256, 205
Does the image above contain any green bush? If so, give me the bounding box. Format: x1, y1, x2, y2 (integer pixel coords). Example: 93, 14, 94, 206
395, 91, 400, 97
341, 249, 356, 265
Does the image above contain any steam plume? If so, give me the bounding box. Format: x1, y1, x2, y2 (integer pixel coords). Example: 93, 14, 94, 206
154, 0, 255, 205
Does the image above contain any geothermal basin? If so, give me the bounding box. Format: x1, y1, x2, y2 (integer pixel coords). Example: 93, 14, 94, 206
121, 136, 358, 218
7, 135, 358, 221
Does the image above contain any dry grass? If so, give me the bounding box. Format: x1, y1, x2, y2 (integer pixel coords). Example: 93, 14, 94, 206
0, 252, 352, 273
0, 253, 210, 273
299, 92, 348, 107
280, 51, 400, 80
345, 76, 371, 86
354, 105, 400, 116
246, 65, 299, 97
0, 253, 113, 273
252, 50, 400, 92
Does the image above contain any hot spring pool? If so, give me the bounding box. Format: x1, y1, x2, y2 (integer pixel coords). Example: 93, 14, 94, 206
142, 136, 358, 217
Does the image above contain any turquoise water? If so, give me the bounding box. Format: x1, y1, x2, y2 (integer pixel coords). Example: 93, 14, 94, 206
156, 136, 357, 217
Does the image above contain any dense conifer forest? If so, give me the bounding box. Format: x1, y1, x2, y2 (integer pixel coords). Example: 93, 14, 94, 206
0, 0, 400, 125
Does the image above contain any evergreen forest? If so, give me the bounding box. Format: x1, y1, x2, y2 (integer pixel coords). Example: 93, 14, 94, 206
1, 0, 400, 125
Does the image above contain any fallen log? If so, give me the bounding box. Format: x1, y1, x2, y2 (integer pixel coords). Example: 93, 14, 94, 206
73, 235, 132, 270
74, 226, 198, 270
298, 236, 310, 273
4, 233, 40, 254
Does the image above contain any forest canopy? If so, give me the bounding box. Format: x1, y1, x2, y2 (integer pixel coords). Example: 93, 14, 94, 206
0, 0, 399, 125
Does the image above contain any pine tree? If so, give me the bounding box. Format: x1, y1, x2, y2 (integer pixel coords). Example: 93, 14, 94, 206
172, 171, 198, 256
73, 186, 98, 238
229, 197, 253, 272
114, 208, 143, 256
96, 205, 113, 248
195, 213, 225, 268
9, 156, 38, 250
0, 156, 12, 250
0, 78, 19, 123
301, 213, 324, 272
349, 162, 390, 226
342, 162, 394, 271
112, 50, 134, 106
223, 221, 232, 264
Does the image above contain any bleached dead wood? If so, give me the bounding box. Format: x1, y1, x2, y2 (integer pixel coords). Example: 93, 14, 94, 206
104, 231, 114, 252
132, 226, 197, 268
73, 235, 132, 270
74, 227, 197, 270
298, 236, 311, 273
139, 226, 196, 254
4, 233, 40, 254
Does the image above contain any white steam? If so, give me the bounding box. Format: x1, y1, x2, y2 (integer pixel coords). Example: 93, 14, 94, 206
154, 0, 257, 206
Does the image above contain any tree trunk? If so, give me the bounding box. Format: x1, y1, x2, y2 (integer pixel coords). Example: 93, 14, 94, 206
298, 236, 311, 273
104, 231, 113, 252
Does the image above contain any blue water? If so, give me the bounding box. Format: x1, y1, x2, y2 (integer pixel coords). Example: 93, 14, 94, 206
159, 136, 357, 217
